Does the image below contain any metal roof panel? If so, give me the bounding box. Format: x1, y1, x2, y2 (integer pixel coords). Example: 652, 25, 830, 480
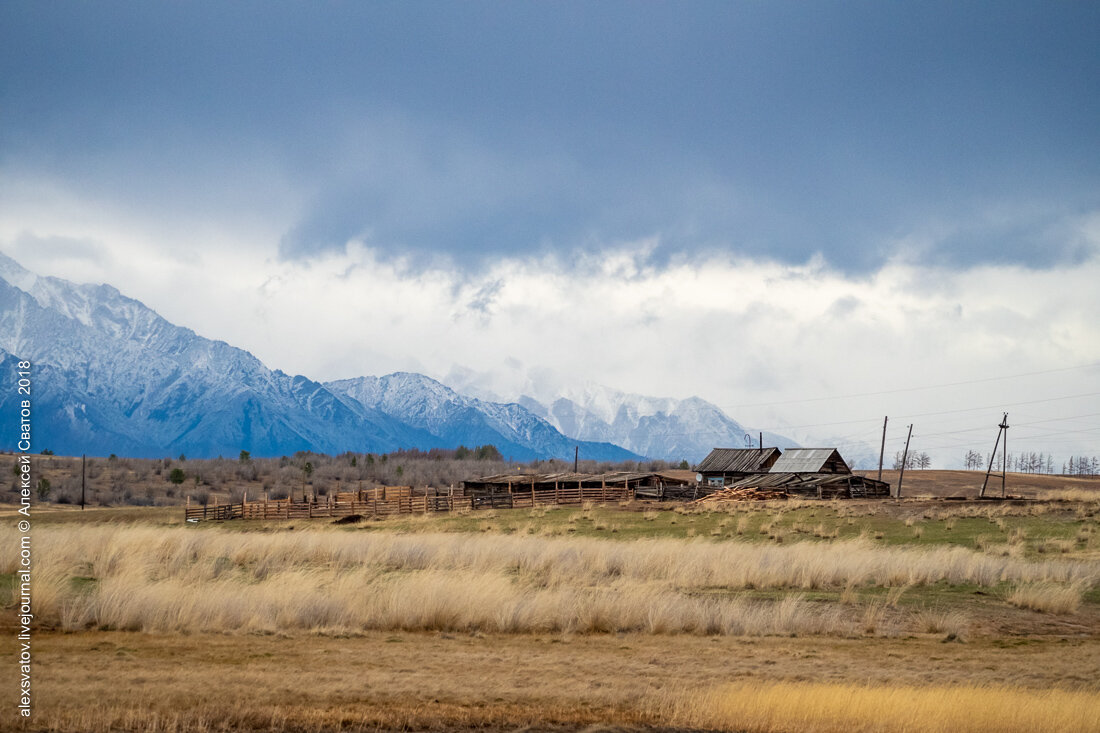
768, 448, 850, 474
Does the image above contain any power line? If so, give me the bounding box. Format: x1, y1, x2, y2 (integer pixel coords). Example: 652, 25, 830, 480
910, 411, 1100, 440
720, 360, 1100, 410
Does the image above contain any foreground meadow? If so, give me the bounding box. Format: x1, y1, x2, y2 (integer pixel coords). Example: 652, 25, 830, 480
2, 496, 1100, 731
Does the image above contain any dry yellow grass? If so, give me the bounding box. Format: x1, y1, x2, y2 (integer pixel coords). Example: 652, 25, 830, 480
6, 525, 1098, 636
670, 681, 1100, 733
1007, 581, 1087, 614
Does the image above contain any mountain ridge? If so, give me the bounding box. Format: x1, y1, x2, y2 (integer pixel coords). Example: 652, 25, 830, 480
0, 253, 636, 461
441, 367, 800, 463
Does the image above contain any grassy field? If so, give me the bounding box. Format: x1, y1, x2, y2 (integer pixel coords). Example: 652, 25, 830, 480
2, 486, 1100, 731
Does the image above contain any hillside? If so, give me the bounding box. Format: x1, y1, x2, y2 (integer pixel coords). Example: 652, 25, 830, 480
858, 469, 1100, 498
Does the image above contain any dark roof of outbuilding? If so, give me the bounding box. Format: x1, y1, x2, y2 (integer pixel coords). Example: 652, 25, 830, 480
695, 447, 781, 474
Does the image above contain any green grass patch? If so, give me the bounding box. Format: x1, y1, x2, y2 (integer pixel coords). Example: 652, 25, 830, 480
69, 575, 99, 593
0, 572, 15, 606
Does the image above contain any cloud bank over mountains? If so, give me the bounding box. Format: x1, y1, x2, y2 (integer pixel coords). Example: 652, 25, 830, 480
3, 241, 1097, 467
1, 3, 1098, 466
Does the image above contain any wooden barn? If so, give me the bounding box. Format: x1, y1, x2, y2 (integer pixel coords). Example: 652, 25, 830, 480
697, 446, 890, 500
695, 447, 782, 488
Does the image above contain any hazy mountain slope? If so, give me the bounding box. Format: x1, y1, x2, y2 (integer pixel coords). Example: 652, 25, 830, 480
326, 373, 640, 462
443, 367, 798, 464
0, 253, 639, 461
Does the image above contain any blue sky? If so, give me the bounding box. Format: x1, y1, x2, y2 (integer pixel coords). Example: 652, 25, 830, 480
2, 1, 1098, 464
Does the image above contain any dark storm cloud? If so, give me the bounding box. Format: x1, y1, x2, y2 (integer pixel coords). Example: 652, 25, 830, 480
2, 1, 1098, 270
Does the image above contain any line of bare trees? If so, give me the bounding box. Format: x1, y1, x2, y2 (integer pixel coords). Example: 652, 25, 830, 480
962, 450, 1098, 475
4, 447, 682, 507
893, 451, 931, 470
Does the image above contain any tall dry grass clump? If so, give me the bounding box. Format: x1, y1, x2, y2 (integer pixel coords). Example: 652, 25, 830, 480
7, 525, 1098, 636
1006, 581, 1087, 614
668, 681, 1100, 733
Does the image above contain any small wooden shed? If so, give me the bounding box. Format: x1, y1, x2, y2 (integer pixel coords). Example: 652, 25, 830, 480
695, 447, 782, 488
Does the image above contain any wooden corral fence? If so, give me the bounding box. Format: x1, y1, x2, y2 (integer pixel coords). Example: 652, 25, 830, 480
184, 484, 632, 522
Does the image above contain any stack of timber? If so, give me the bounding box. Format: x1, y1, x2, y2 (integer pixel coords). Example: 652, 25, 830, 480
693, 486, 789, 504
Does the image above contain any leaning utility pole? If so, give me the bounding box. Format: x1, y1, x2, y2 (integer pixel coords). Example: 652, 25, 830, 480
980, 413, 1010, 499
896, 424, 913, 499
877, 416, 888, 482
573, 446, 579, 474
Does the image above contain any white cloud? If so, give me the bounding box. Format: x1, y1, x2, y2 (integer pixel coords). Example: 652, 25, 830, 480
4, 222, 1099, 468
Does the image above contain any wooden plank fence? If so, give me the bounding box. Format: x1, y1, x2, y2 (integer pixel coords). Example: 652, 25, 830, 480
184, 485, 631, 522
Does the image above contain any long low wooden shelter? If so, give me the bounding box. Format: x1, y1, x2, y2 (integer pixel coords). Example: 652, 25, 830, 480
463, 470, 698, 491
723, 471, 891, 499
463, 470, 698, 501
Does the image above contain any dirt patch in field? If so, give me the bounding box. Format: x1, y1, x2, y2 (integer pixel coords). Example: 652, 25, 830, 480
5, 630, 1099, 732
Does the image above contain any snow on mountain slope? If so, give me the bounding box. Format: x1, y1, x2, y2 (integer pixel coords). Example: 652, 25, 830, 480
443, 366, 799, 464
325, 372, 640, 462
0, 253, 639, 461
0, 255, 437, 457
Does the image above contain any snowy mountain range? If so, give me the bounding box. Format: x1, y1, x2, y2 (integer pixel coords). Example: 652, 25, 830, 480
324, 373, 630, 463
442, 367, 799, 463
0, 253, 636, 461
0, 253, 809, 463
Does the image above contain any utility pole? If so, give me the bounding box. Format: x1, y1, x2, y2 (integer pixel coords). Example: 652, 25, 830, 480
896, 424, 913, 499
877, 416, 888, 482
81, 454, 86, 510
980, 413, 1009, 499
758, 432, 762, 454
573, 446, 578, 474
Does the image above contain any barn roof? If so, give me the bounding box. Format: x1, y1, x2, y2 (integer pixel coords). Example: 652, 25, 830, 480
768, 448, 850, 474
464, 470, 695, 487
695, 447, 781, 474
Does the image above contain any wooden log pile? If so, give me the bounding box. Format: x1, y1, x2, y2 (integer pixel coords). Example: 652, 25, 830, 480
692, 487, 788, 504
